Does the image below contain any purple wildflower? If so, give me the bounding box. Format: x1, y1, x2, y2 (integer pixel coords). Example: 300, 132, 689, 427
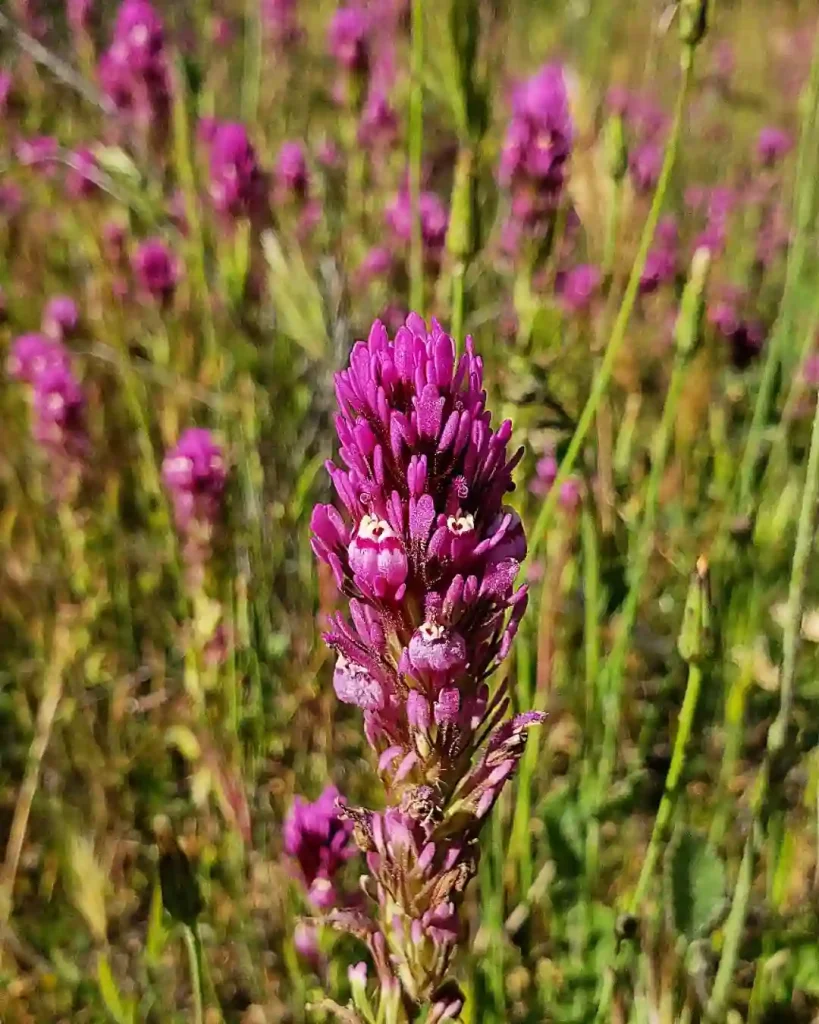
386, 190, 449, 264
207, 121, 265, 220
328, 5, 372, 75
68, 0, 94, 34
708, 292, 765, 369
757, 126, 793, 167
98, 0, 170, 128
8, 334, 71, 384
357, 245, 394, 285
640, 215, 679, 294
42, 297, 80, 340
309, 315, 543, 1010
559, 264, 602, 314
162, 428, 227, 532
629, 141, 663, 194
358, 87, 398, 150
65, 147, 99, 199
263, 0, 301, 45
530, 453, 557, 498
284, 786, 355, 909
275, 140, 309, 199
16, 135, 58, 173
132, 238, 179, 303
499, 64, 573, 235
0, 72, 12, 117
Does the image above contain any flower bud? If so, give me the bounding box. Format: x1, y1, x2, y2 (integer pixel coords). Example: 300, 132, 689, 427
679, 0, 709, 47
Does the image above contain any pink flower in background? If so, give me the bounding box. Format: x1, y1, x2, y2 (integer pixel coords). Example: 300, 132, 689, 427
42, 297, 80, 340
132, 238, 180, 303
284, 786, 355, 909
560, 264, 602, 314
756, 126, 793, 167
207, 121, 265, 220
162, 427, 228, 532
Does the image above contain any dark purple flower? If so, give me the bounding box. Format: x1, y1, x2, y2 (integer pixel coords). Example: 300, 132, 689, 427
263, 0, 301, 44
0, 72, 13, 117
16, 135, 58, 173
68, 0, 94, 33
98, 0, 170, 125
530, 453, 557, 498
132, 238, 179, 302
629, 141, 662, 194
65, 147, 99, 199
708, 292, 765, 369
162, 427, 227, 530
284, 786, 355, 908
358, 245, 394, 285
640, 215, 679, 294
499, 63, 573, 233
560, 264, 601, 313
386, 190, 449, 263
328, 5, 372, 75
42, 297, 80, 340
31, 363, 86, 454
207, 121, 265, 219
757, 126, 793, 167
358, 87, 398, 150
275, 140, 309, 199
8, 334, 70, 384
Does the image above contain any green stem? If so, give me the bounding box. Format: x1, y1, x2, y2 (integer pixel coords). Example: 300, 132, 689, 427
629, 660, 704, 913
182, 924, 205, 1024
594, 346, 690, 819
735, 27, 819, 513
451, 260, 466, 347
525, 49, 694, 570
707, 376, 819, 1020
408, 0, 424, 315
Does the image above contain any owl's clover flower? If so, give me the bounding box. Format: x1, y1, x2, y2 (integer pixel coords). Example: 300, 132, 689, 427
162, 428, 227, 534
207, 121, 266, 220
133, 238, 180, 303
499, 63, 573, 240
98, 0, 171, 131
308, 315, 543, 1014
284, 786, 356, 909
42, 296, 80, 340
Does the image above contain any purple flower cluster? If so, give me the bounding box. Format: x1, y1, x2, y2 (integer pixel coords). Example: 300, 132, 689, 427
8, 332, 87, 474
499, 64, 573, 239
42, 296, 80, 340
757, 126, 793, 167
275, 141, 309, 201
640, 215, 679, 294
132, 238, 180, 303
205, 122, 266, 221
708, 289, 766, 369
386, 190, 449, 266
559, 264, 602, 314
98, 0, 170, 129
307, 314, 543, 1011
328, 5, 372, 77
284, 786, 356, 909
162, 428, 227, 534
263, 0, 301, 45
688, 185, 737, 256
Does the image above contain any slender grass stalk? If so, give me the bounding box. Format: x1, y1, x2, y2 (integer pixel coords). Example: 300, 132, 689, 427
182, 924, 205, 1024
524, 49, 695, 570
451, 261, 466, 345
593, 345, 690, 821
581, 503, 602, 732
408, 0, 425, 314
735, 27, 819, 513
707, 377, 819, 1020
241, 0, 263, 126
170, 58, 219, 373
629, 653, 704, 912
0, 616, 72, 932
